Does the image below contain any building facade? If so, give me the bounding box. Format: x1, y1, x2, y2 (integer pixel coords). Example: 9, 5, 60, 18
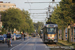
0, 1, 16, 11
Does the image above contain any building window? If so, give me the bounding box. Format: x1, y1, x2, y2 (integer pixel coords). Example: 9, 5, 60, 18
3, 5, 6, 7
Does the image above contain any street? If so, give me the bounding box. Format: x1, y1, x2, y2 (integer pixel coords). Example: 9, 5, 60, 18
0, 37, 75, 50
0, 37, 49, 50
0, 38, 23, 50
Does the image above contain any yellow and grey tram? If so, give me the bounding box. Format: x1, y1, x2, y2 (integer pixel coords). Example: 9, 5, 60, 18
42, 23, 58, 43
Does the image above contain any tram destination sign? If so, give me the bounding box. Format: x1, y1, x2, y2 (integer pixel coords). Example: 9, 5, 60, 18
45, 24, 58, 27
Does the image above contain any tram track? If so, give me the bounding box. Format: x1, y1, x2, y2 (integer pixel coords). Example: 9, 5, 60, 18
10, 38, 31, 50
45, 42, 74, 50
19, 37, 37, 50
10, 37, 36, 50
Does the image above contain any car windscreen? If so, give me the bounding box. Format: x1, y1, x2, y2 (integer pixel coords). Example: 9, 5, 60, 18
0, 36, 3, 38
47, 28, 56, 34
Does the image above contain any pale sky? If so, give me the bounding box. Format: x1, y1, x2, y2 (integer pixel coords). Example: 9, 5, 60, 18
2, 0, 61, 23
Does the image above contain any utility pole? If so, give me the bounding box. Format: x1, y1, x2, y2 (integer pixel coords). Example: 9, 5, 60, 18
47, 5, 53, 22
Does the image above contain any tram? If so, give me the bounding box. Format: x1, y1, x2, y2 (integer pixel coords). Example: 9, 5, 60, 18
42, 22, 58, 43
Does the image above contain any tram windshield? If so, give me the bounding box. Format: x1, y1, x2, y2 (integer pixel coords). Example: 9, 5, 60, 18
47, 28, 56, 34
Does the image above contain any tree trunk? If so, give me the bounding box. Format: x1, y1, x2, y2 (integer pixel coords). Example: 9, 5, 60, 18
69, 28, 71, 42
67, 27, 69, 42
58, 30, 59, 40
63, 28, 66, 41
60, 30, 62, 40
62, 28, 64, 40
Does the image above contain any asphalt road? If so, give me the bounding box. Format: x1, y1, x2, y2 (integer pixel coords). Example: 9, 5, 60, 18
10, 37, 49, 50
0, 37, 74, 50
0, 38, 24, 50
0, 37, 49, 50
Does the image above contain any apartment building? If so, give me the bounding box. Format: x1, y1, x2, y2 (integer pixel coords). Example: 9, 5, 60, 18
0, 1, 16, 11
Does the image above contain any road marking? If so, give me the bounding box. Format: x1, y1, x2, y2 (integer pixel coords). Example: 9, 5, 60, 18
19, 40, 30, 50
33, 38, 36, 50
10, 38, 30, 50
19, 38, 33, 50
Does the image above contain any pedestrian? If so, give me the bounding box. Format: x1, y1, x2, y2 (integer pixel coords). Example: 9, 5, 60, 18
14, 32, 16, 41
24, 34, 26, 40
10, 33, 12, 46
21, 33, 23, 40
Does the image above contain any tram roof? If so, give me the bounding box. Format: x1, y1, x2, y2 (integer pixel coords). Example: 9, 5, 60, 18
46, 22, 56, 24
45, 22, 58, 27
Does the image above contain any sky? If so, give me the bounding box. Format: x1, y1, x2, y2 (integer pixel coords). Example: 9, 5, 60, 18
2, 0, 61, 23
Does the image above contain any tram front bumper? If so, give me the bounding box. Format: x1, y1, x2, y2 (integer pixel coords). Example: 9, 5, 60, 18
47, 38, 58, 42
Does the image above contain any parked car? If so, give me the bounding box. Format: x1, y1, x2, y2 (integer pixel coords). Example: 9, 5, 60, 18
16, 34, 21, 39
32, 33, 36, 37
0, 36, 5, 43
3, 34, 7, 42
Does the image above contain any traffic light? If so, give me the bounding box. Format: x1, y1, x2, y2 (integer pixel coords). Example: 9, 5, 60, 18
52, 0, 55, 2
72, 0, 75, 3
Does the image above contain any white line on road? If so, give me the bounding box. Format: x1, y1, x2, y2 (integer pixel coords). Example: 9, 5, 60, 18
33, 38, 36, 50
19, 38, 33, 50
19, 40, 30, 50
10, 39, 30, 50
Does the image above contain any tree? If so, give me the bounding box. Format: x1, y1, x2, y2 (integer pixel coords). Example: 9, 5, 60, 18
1, 8, 35, 34
21, 9, 35, 34
1, 8, 23, 31
51, 0, 75, 41
34, 22, 44, 34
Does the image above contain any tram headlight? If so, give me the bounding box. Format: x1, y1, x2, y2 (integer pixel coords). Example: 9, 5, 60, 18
52, 34, 54, 37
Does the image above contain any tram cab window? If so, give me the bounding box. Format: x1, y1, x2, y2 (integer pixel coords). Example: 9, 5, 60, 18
47, 28, 56, 33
